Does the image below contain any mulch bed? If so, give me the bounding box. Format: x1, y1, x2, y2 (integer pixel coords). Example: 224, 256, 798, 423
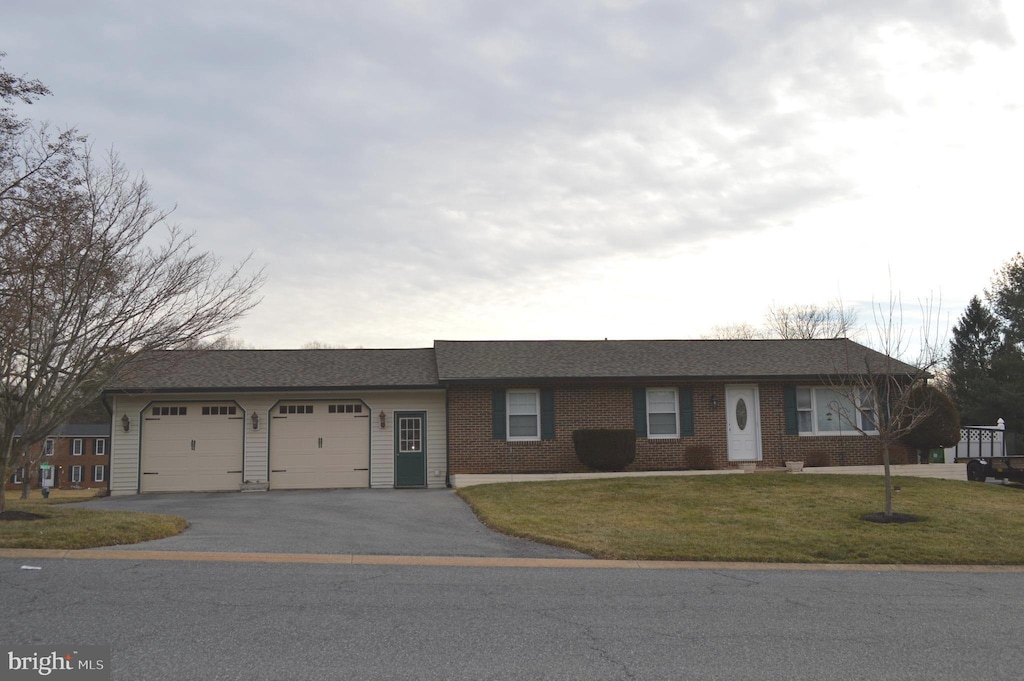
0, 510, 47, 522
861, 512, 923, 524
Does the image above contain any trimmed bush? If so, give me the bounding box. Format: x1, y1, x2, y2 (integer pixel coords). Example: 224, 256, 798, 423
685, 446, 715, 470
804, 451, 830, 467
900, 384, 961, 462
572, 429, 636, 471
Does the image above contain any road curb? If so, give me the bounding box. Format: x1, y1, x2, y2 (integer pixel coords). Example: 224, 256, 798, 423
2, 548, 1024, 572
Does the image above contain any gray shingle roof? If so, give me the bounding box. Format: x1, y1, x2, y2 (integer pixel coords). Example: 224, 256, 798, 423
13, 424, 110, 437
106, 339, 921, 392
433, 339, 921, 382
109, 348, 440, 392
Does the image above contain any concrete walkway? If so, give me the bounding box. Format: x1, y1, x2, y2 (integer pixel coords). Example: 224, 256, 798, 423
450, 463, 969, 487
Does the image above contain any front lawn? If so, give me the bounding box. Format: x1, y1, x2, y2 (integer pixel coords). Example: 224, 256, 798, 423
0, 493, 187, 549
457, 474, 1024, 564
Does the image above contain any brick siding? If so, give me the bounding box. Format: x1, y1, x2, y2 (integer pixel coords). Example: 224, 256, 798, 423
447, 382, 915, 474
5, 436, 110, 491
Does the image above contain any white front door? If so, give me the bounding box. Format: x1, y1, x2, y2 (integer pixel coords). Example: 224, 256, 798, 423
726, 385, 761, 461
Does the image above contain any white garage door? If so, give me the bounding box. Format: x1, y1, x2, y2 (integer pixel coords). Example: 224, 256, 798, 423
269, 401, 370, 489
141, 403, 244, 492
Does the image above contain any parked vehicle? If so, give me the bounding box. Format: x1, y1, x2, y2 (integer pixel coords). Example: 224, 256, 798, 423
953, 425, 1024, 483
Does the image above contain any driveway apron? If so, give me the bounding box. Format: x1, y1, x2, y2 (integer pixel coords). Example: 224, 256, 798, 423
85, 489, 583, 558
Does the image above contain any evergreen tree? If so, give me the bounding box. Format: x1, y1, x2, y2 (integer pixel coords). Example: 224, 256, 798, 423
947, 296, 1003, 425
988, 252, 1024, 346
948, 254, 1024, 430
987, 254, 1024, 430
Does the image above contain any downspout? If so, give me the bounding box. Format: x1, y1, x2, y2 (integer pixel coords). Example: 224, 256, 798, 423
444, 383, 452, 488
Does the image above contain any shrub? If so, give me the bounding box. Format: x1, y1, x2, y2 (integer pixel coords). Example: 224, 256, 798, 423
899, 384, 961, 459
685, 446, 715, 470
572, 429, 636, 471
804, 451, 830, 467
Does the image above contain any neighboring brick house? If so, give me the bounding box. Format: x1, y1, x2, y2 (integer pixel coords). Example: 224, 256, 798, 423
6, 424, 111, 491
433, 339, 917, 475
104, 338, 920, 494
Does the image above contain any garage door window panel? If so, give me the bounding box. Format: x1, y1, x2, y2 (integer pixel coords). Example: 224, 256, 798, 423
152, 406, 187, 416
202, 406, 237, 415
279, 405, 314, 415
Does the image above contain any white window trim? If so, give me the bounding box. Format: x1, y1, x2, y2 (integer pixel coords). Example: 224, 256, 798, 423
506, 389, 541, 442
95, 439, 106, 456
43, 439, 54, 456
70, 465, 83, 483
11, 469, 23, 484
797, 386, 879, 436
93, 465, 105, 483
72, 438, 83, 455
646, 388, 680, 439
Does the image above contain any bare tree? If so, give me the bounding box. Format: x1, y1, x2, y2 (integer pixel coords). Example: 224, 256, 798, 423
301, 340, 351, 349
764, 301, 857, 340
823, 291, 944, 519
704, 301, 857, 341
701, 323, 766, 340
1, 54, 83, 251
187, 336, 255, 350
0, 142, 264, 510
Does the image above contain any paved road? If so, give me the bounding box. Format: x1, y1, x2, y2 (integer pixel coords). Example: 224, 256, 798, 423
3, 557, 1022, 680
83, 489, 583, 558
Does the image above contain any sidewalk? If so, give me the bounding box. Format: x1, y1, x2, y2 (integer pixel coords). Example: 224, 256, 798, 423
450, 463, 968, 487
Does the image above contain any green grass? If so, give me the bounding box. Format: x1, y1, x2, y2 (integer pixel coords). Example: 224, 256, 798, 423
0, 492, 187, 549
457, 474, 1024, 564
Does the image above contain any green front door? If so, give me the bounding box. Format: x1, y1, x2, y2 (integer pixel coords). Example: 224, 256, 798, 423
394, 411, 426, 487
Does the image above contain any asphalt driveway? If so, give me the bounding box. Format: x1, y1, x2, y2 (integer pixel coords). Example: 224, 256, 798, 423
84, 488, 583, 559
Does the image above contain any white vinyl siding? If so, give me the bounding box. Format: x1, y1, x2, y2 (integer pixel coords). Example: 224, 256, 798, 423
507, 390, 540, 441
646, 388, 679, 438
368, 391, 446, 489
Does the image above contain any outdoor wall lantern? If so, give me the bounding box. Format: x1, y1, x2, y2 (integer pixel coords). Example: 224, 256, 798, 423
251, 412, 259, 431
121, 414, 130, 432
379, 410, 387, 429
711, 395, 719, 409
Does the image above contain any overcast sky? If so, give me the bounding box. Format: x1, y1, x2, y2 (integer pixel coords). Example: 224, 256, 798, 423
3, 1, 1021, 351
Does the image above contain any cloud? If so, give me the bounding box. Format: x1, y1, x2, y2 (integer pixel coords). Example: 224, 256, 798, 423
0, 0, 1017, 346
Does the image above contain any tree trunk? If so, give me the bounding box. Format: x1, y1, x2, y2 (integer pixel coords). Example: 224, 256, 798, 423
20, 475, 30, 500
883, 442, 893, 517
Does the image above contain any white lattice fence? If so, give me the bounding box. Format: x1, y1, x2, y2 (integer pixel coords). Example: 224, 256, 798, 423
944, 419, 1006, 462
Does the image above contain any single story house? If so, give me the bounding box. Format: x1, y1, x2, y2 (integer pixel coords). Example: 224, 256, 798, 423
104, 338, 918, 494
6, 423, 111, 491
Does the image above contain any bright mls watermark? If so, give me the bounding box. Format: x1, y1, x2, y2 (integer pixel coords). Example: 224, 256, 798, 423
4, 646, 110, 680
